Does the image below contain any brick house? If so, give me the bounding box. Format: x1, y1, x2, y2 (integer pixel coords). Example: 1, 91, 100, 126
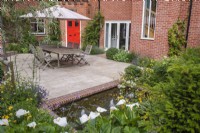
1, 0, 200, 59
98, 0, 200, 59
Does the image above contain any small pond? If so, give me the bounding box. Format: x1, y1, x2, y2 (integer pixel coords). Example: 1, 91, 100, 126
53, 87, 134, 129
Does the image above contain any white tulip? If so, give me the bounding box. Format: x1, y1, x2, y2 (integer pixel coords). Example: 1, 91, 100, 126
53, 117, 68, 127
116, 99, 126, 106
97, 107, 107, 113
79, 114, 89, 124
16, 109, 30, 118
126, 102, 140, 110
27, 122, 36, 128
89, 112, 100, 120
0, 119, 9, 126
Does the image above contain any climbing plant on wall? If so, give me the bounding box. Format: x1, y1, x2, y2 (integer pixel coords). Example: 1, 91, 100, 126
82, 12, 104, 49
168, 19, 186, 56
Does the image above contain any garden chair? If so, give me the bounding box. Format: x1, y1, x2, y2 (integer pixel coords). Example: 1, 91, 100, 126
29, 44, 40, 62
36, 46, 54, 70
67, 42, 73, 48
74, 43, 79, 49
75, 45, 92, 65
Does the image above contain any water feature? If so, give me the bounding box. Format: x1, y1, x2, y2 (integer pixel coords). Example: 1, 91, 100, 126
53, 87, 133, 129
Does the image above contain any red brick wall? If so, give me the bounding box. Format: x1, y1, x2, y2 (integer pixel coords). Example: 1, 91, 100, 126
187, 1, 200, 47
130, 1, 182, 59
99, 0, 132, 48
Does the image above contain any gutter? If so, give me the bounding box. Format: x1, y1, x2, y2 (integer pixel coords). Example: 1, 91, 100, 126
185, 0, 193, 48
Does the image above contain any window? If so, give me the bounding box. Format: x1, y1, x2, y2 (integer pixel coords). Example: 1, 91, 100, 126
68, 21, 72, 27
75, 21, 79, 27
142, 0, 157, 39
31, 19, 45, 34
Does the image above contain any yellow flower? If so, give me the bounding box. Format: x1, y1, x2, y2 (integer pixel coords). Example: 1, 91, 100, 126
8, 106, 13, 111
3, 115, 9, 119
27, 114, 32, 120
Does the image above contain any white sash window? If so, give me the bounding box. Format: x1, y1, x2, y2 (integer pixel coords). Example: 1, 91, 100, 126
141, 0, 157, 39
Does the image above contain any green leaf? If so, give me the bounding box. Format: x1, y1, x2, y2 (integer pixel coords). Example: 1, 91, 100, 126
111, 126, 122, 133
124, 126, 140, 133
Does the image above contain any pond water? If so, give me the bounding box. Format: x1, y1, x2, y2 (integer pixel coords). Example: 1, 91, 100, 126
53, 87, 134, 129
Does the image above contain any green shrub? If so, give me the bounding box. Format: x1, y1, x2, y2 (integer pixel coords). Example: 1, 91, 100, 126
0, 63, 4, 82
168, 20, 186, 56
125, 65, 142, 80
6, 43, 29, 53
137, 57, 156, 68
106, 48, 119, 60
118, 48, 200, 132
90, 46, 105, 55
113, 50, 134, 63
136, 48, 200, 132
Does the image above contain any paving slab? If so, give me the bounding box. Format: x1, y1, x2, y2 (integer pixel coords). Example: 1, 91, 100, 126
11, 53, 130, 99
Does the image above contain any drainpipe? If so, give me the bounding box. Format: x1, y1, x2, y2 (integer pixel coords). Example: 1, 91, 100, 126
185, 0, 193, 48
98, 0, 100, 11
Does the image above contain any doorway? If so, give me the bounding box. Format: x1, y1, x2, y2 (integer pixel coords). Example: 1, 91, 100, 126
104, 21, 131, 50
66, 20, 80, 47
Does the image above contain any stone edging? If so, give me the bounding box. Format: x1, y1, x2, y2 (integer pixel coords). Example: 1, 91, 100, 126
43, 80, 119, 110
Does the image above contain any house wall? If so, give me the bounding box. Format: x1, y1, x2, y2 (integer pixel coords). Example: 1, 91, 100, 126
130, 0, 182, 59
99, 0, 132, 48
187, 1, 200, 47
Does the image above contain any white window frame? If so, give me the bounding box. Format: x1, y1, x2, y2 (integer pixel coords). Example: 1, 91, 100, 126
104, 20, 131, 51
31, 19, 45, 35
141, 0, 157, 40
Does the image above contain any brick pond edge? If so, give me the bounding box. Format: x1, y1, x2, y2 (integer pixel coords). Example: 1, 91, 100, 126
42, 80, 119, 112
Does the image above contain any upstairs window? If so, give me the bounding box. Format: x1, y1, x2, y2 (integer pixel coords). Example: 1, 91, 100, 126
142, 0, 157, 39
31, 19, 45, 34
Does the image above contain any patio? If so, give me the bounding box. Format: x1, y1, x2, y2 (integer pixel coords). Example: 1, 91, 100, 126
11, 53, 130, 99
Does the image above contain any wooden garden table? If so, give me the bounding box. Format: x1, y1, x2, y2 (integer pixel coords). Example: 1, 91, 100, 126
41, 46, 82, 67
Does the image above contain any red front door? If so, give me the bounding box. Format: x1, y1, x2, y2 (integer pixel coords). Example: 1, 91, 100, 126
67, 20, 80, 47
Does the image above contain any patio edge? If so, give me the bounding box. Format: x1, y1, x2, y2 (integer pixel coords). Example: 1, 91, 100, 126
44, 80, 119, 110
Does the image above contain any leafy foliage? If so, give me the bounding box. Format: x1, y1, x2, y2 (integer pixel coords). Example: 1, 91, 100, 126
48, 20, 61, 41
82, 12, 104, 48
113, 50, 135, 63
106, 48, 119, 60
0, 79, 72, 132
90, 46, 105, 55
121, 48, 200, 132
168, 20, 186, 56
79, 106, 146, 133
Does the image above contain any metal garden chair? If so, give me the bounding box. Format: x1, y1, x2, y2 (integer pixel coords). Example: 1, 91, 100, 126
75, 45, 92, 65
36, 46, 54, 70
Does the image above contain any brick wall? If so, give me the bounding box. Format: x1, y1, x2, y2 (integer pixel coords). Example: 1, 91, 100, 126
99, 0, 132, 48
130, 0, 182, 59
187, 1, 200, 47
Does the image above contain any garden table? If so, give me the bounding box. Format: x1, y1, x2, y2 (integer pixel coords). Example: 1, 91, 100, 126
41, 46, 83, 67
